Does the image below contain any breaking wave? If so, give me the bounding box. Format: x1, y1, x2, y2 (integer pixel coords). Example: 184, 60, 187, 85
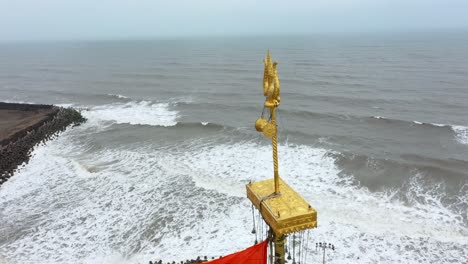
107, 93, 129, 99
0, 100, 466, 264
371, 116, 468, 145
453, 126, 468, 145
81, 101, 178, 127
0, 130, 466, 263
172, 122, 224, 130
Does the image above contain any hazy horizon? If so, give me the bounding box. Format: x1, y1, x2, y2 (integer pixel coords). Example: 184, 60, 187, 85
1, 0, 468, 43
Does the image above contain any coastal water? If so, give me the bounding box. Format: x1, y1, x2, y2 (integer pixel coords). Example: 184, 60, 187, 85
0, 32, 467, 263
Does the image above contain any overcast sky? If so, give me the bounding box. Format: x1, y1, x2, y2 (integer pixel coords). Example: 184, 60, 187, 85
1, 0, 467, 42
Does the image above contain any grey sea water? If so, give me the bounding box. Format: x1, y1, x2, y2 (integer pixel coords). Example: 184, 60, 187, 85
0, 32, 467, 263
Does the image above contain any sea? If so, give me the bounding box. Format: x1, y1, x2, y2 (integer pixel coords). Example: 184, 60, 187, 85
0, 32, 467, 263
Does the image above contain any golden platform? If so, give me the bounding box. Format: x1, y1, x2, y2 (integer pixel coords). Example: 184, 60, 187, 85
246, 177, 317, 237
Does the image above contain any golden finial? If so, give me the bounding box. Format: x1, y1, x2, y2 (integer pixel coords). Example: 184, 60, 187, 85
263, 50, 280, 108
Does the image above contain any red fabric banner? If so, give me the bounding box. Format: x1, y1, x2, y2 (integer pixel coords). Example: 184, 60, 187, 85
206, 240, 268, 264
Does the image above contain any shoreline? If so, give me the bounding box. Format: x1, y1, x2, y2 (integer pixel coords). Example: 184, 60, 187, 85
0, 102, 86, 186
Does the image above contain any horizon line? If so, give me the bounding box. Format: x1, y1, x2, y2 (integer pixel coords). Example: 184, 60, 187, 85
1, 28, 468, 44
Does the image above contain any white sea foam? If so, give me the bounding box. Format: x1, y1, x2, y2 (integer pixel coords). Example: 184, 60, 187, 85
3, 99, 36, 104
431, 123, 447, 127
54, 103, 75, 108
452, 125, 468, 145
417, 122, 468, 145
406, 120, 468, 145
107, 93, 129, 99
82, 101, 178, 127
412, 120, 448, 127
372, 116, 385, 119
0, 131, 466, 264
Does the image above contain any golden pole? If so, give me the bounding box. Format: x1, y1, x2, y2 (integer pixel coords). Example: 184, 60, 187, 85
271, 106, 280, 194
250, 51, 318, 264
274, 234, 286, 264
254, 50, 286, 262
258, 49, 281, 194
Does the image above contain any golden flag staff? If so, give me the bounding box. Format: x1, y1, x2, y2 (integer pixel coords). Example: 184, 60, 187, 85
255, 50, 281, 194
247, 51, 317, 264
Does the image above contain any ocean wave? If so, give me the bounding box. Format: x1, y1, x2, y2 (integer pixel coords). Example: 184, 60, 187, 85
371, 115, 451, 128
175, 101, 260, 114
453, 125, 468, 145
2, 99, 37, 104
54, 103, 75, 108
371, 116, 468, 144
410, 120, 449, 128
82, 101, 178, 127
106, 93, 129, 99
411, 122, 468, 145
172, 121, 225, 130
111, 72, 171, 79
1, 139, 465, 263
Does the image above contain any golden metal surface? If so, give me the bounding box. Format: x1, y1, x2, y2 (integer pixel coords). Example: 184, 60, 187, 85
246, 178, 317, 237
257, 50, 282, 193
263, 50, 281, 105
248, 51, 317, 261
261, 123, 276, 138
255, 118, 268, 132
274, 235, 286, 264
271, 108, 280, 193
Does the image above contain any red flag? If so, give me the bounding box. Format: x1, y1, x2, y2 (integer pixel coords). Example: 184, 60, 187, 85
206, 240, 268, 264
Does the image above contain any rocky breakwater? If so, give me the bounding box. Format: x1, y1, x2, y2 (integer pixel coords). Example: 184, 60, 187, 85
0, 102, 86, 186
